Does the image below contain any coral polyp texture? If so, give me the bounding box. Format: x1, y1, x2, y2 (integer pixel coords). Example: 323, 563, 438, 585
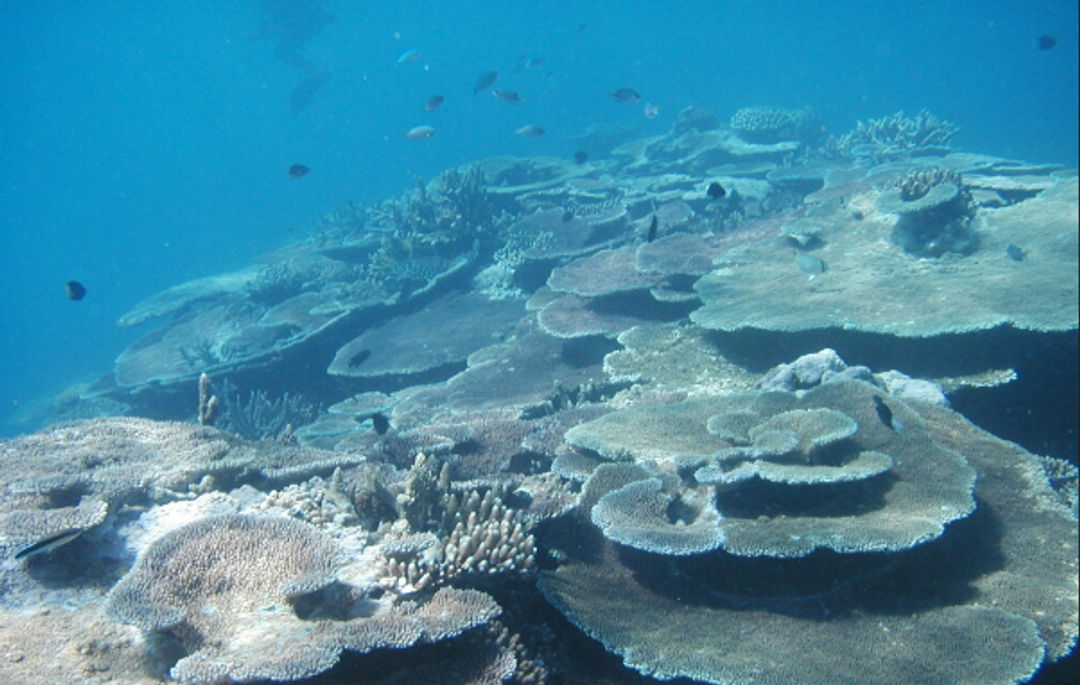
107, 513, 501, 684
4, 104, 1077, 685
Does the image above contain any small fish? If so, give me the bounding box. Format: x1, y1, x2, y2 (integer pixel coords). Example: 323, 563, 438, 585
511, 54, 545, 74
1006, 243, 1026, 261
610, 88, 641, 103
371, 413, 389, 435
562, 208, 574, 223
14, 528, 85, 560
573, 150, 588, 165
492, 88, 524, 104
66, 280, 86, 301
424, 95, 444, 111
643, 102, 659, 119
707, 181, 726, 199
405, 125, 436, 140
473, 70, 499, 95
287, 164, 310, 179
795, 252, 826, 275
873, 395, 904, 432
1037, 35, 1057, 50
515, 124, 545, 137
396, 49, 421, 65
647, 214, 658, 242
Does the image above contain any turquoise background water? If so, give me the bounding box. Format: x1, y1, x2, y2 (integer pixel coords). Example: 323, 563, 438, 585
1, 0, 1076, 434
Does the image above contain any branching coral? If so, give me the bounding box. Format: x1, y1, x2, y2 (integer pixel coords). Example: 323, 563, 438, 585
838, 109, 959, 159
215, 378, 320, 441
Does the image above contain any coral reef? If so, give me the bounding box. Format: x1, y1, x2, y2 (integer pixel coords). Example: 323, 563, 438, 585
693, 169, 1078, 335
541, 379, 1076, 684
837, 109, 959, 160
876, 167, 978, 256
8, 106, 1077, 685
107, 513, 501, 683
730, 106, 824, 145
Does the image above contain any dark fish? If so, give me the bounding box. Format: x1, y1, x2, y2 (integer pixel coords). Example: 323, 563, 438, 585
562, 208, 574, 223
289, 70, 331, 117
647, 214, 658, 242
707, 181, 726, 199
1037, 34, 1057, 50
573, 149, 588, 164
492, 88, 523, 104
66, 280, 86, 301
1006, 244, 1026, 261
610, 88, 641, 103
473, 70, 499, 95
795, 252, 826, 275
371, 413, 390, 435
287, 164, 310, 179
424, 94, 445, 111
873, 395, 903, 432
14, 528, 86, 560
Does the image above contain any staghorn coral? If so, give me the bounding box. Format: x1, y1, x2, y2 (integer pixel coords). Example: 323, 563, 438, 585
837, 109, 959, 160
214, 378, 320, 441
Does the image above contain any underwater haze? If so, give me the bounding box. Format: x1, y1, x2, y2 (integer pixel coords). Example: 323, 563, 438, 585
1, 3, 1078, 685
0, 0, 1076, 434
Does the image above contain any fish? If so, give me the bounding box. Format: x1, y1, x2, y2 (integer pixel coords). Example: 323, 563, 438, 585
562, 208, 574, 223
511, 54, 545, 74
610, 88, 641, 103
795, 252, 826, 275
1006, 243, 1026, 261
647, 214, 658, 242
573, 150, 589, 164
707, 181, 726, 199
66, 280, 86, 301
473, 70, 499, 95
405, 125, 436, 140
14, 528, 86, 560
515, 124, 545, 137
424, 94, 445, 111
643, 102, 659, 119
396, 48, 421, 65
371, 413, 389, 435
873, 395, 904, 432
492, 88, 524, 104
287, 164, 310, 179
1037, 35, 1057, 50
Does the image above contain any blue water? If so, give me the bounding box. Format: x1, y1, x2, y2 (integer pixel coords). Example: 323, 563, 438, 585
0, 0, 1076, 434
